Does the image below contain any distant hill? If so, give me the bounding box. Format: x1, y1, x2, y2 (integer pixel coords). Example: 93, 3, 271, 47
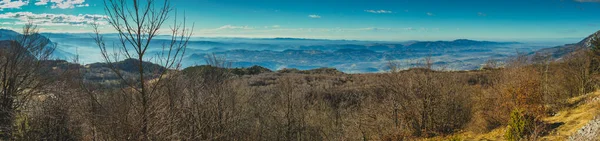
37, 58, 168, 86
0, 40, 37, 60
183, 65, 273, 77
5, 30, 537, 73
86, 58, 166, 74
0, 29, 74, 60
277, 67, 344, 75
185, 39, 523, 72
0, 29, 19, 40
404, 39, 520, 48
578, 30, 600, 48
533, 30, 600, 59
182, 64, 343, 76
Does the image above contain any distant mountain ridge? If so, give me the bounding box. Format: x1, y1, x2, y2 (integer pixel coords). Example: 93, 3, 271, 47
534, 30, 600, 59
403, 39, 519, 48
185, 39, 526, 72
1, 29, 538, 73
0, 29, 19, 40
577, 30, 600, 48
0, 29, 74, 60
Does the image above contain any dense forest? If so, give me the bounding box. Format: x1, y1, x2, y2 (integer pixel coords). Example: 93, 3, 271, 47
1, 0, 600, 141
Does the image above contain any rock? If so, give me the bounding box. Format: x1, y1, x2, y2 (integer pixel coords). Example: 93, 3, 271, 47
569, 115, 600, 141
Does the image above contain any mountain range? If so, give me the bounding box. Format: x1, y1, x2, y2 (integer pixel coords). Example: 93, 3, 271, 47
183, 39, 532, 72
1, 28, 597, 73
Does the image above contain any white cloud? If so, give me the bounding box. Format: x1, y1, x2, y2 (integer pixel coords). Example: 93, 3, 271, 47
35, 0, 89, 9
263, 25, 281, 29
575, 0, 600, 2
308, 15, 321, 18
0, 12, 109, 26
365, 10, 393, 14
477, 12, 487, 17
75, 3, 87, 7
35, 0, 49, 5
426, 12, 435, 16
0, 0, 29, 11
216, 25, 255, 30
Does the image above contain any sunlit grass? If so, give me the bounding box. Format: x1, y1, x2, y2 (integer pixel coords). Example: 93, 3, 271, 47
430, 91, 600, 141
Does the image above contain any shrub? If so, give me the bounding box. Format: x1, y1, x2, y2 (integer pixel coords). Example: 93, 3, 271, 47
505, 109, 535, 141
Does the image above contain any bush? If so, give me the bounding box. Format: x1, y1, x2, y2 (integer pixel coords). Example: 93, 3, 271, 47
505, 109, 535, 141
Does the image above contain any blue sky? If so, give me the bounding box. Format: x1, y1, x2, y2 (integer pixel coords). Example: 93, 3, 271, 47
1, 0, 600, 41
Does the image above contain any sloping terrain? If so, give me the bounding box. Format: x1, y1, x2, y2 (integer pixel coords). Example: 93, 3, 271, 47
542, 91, 600, 140
434, 91, 600, 140
535, 30, 600, 59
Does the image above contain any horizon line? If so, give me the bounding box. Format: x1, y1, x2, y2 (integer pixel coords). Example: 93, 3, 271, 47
0, 28, 588, 43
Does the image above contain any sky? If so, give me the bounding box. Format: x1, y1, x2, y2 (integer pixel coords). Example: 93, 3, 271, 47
0, 0, 600, 41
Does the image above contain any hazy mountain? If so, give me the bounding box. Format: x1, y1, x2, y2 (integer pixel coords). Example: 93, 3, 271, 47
404, 39, 519, 48
0, 29, 557, 73
534, 30, 600, 59
0, 29, 19, 40
185, 39, 531, 72
0, 29, 74, 60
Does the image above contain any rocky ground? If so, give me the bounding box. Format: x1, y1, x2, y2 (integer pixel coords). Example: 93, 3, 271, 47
569, 96, 600, 141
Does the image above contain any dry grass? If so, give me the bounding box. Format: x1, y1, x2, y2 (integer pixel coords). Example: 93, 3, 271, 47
422, 128, 506, 141
541, 91, 600, 140
431, 91, 600, 141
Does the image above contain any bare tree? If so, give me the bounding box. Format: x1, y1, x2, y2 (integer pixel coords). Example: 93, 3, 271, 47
92, 0, 192, 140
0, 24, 56, 139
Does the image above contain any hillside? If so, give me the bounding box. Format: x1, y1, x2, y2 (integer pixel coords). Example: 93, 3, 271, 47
431, 91, 600, 140
534, 30, 600, 59
0, 29, 74, 60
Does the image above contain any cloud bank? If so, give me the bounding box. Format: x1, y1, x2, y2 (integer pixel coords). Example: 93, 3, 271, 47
35, 0, 89, 9
364, 10, 393, 14
0, 0, 89, 11
0, 0, 29, 11
0, 12, 108, 26
216, 25, 255, 30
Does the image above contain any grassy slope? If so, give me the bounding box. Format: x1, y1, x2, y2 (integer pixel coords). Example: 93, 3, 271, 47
426, 91, 600, 141
542, 91, 600, 140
